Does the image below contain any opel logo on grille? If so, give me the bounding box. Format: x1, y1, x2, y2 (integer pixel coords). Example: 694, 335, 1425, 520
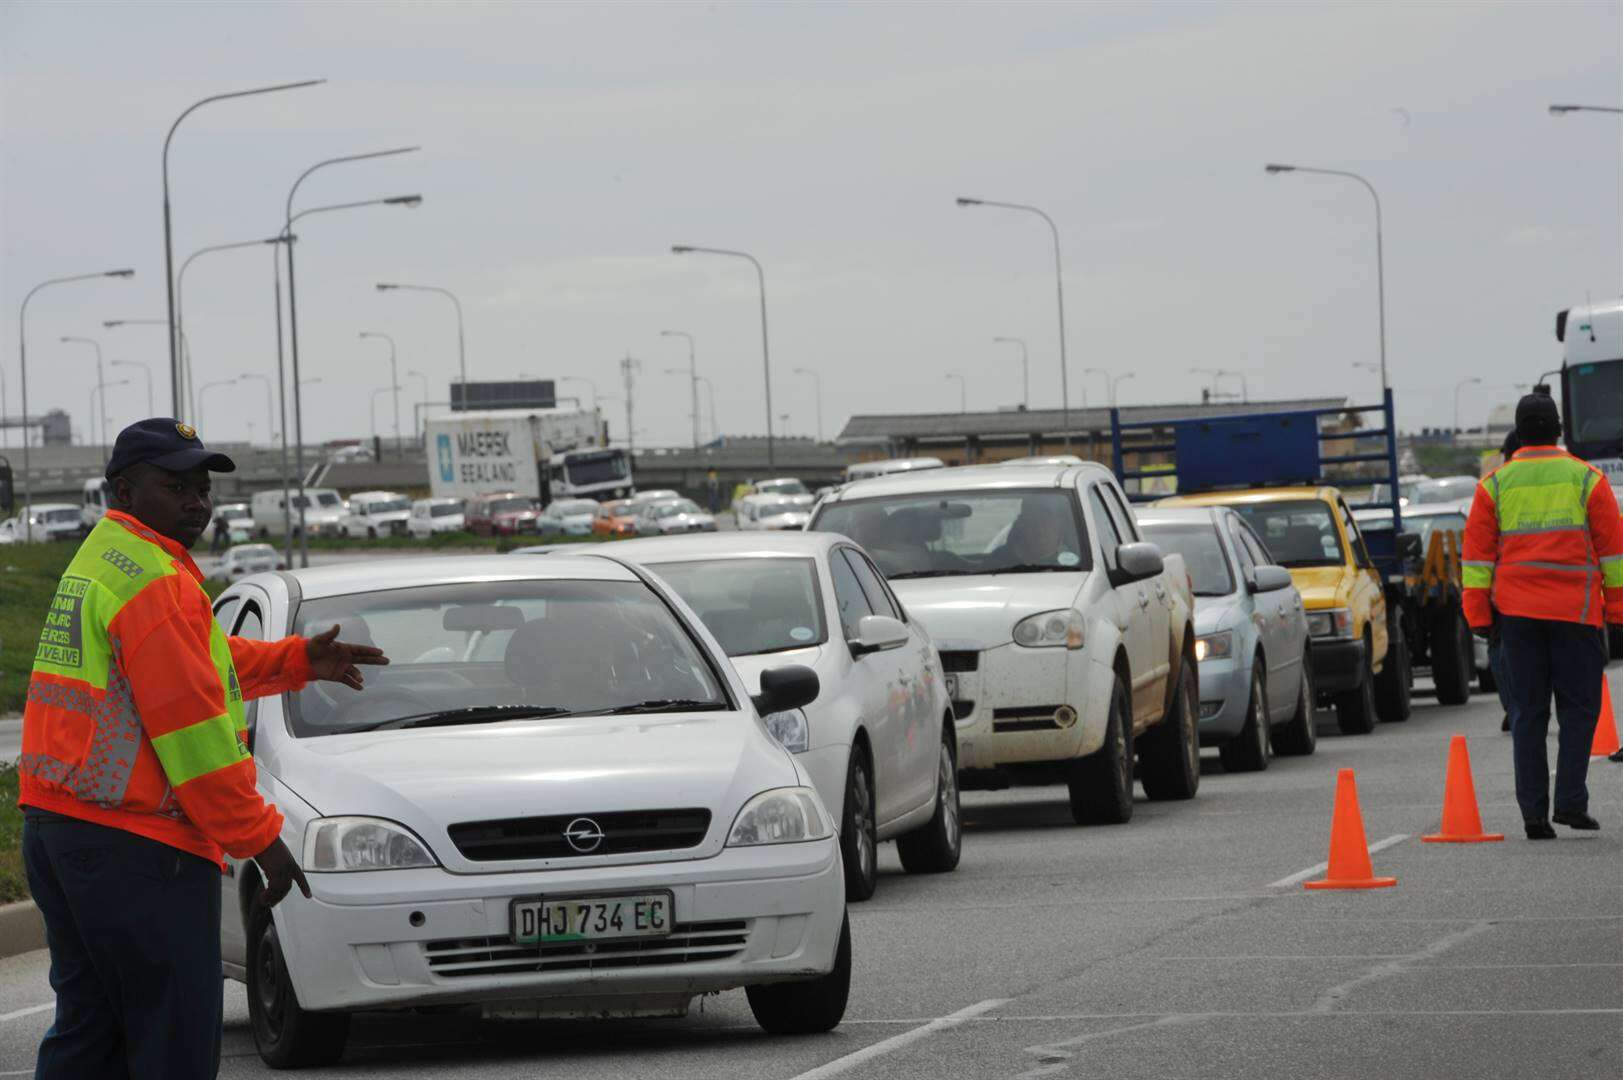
562, 817, 606, 853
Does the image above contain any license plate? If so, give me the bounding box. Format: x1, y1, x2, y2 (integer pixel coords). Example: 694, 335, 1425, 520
944, 673, 960, 699
511, 892, 672, 945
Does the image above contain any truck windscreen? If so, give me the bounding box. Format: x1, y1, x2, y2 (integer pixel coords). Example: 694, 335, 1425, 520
566, 452, 628, 485
1567, 358, 1623, 450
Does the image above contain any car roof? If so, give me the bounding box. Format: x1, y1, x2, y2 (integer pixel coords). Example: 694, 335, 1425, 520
349, 490, 403, 500
1136, 506, 1225, 527
824, 461, 1109, 501
741, 492, 803, 505
32, 502, 78, 512
286, 553, 639, 600
607, 531, 839, 562
414, 495, 463, 504
1157, 485, 1336, 507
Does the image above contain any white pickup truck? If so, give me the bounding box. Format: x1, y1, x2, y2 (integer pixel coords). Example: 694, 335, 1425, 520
809, 461, 1199, 824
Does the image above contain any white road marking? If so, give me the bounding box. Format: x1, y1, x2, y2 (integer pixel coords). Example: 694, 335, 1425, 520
790, 998, 1008, 1079
0, 1002, 53, 1022
1311, 920, 1495, 1012
1267, 833, 1409, 888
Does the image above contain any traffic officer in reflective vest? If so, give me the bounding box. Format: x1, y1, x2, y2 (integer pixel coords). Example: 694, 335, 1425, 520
1463, 393, 1623, 840
18, 418, 388, 1079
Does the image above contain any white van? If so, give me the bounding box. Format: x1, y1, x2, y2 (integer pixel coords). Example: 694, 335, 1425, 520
407, 496, 465, 537
80, 477, 111, 532
844, 457, 945, 483
249, 487, 348, 539
343, 490, 412, 538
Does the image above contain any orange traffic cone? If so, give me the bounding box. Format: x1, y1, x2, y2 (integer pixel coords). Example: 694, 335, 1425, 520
1422, 735, 1504, 843
1304, 769, 1397, 890
1591, 680, 1621, 758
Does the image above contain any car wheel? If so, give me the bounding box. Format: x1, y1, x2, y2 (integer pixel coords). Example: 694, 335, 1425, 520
1272, 651, 1318, 756
1219, 663, 1270, 773
746, 912, 851, 1034
1374, 618, 1412, 723
840, 751, 879, 902
1431, 605, 1473, 707
1140, 658, 1200, 800
896, 727, 962, 874
247, 904, 349, 1069
367, 526, 377, 539
1068, 673, 1134, 825
1334, 632, 1378, 736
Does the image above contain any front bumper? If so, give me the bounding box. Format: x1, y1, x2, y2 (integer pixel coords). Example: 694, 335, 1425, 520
1195, 656, 1249, 742
274, 837, 845, 1013
1310, 637, 1367, 694
946, 644, 1113, 770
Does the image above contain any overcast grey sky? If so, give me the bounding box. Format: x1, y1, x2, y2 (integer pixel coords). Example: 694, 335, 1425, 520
3, 1, 1621, 449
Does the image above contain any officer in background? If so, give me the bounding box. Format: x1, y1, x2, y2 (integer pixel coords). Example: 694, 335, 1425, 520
1463, 394, 1623, 839
19, 419, 388, 1078
1491, 428, 1520, 734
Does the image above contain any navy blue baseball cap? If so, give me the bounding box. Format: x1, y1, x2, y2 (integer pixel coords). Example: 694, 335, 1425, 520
105, 418, 236, 480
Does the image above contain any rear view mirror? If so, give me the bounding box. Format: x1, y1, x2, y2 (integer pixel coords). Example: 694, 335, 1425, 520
1115, 541, 1165, 583
1249, 565, 1293, 593
850, 614, 909, 657
752, 664, 820, 716
443, 605, 526, 632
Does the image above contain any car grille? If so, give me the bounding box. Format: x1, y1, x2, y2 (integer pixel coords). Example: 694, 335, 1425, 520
992, 706, 1064, 733
448, 809, 711, 862
423, 920, 750, 978
939, 650, 979, 673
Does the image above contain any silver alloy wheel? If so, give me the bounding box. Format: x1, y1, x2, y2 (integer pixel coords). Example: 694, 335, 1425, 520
853, 763, 876, 883
1182, 669, 1199, 776
1252, 672, 1270, 759
938, 743, 960, 852
1116, 697, 1132, 791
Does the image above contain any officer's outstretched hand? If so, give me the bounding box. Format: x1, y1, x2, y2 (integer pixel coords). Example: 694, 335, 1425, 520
253, 836, 312, 912
306, 624, 390, 691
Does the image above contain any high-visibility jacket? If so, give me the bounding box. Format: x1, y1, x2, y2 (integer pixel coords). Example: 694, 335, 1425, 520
19, 511, 311, 865
1462, 445, 1623, 629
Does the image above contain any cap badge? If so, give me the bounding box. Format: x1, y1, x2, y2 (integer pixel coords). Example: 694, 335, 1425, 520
175, 422, 197, 440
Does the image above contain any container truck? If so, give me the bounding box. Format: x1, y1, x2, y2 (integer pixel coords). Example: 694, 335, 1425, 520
426, 407, 633, 504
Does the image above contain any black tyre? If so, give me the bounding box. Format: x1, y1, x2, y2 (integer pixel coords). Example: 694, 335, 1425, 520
1068, 674, 1134, 825
1334, 633, 1378, 736
1431, 605, 1473, 707
896, 727, 962, 875
1218, 663, 1270, 773
366, 526, 378, 539
1374, 619, 1412, 723
248, 905, 350, 1069
1140, 659, 1201, 800
747, 912, 851, 1034
839, 750, 879, 902
1272, 653, 1318, 756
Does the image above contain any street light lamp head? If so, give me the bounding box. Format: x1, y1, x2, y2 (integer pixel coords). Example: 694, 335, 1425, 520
384, 195, 423, 207
1549, 105, 1579, 115
955, 197, 983, 207
105, 269, 136, 278
375, 283, 398, 292
670, 245, 694, 254
1264, 164, 1296, 174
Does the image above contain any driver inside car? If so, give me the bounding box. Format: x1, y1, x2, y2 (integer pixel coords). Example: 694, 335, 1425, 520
994, 498, 1080, 568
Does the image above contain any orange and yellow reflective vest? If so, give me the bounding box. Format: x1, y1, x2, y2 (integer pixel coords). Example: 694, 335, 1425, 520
19, 511, 310, 865
1462, 446, 1623, 630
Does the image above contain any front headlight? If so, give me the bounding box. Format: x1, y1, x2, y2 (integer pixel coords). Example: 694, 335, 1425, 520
726, 787, 830, 846
1306, 607, 1355, 640
301, 816, 437, 872
1013, 609, 1086, 649
762, 708, 809, 753
1195, 630, 1234, 662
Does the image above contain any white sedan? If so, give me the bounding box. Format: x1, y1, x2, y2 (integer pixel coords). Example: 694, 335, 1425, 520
537, 497, 601, 536
609, 532, 961, 901
209, 542, 283, 581
212, 555, 849, 1068
635, 498, 719, 535
406, 497, 465, 538
735, 493, 811, 531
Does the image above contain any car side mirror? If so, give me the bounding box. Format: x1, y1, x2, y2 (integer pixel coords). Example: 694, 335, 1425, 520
850, 614, 910, 657
1249, 564, 1293, 593
751, 664, 820, 715
1115, 541, 1165, 584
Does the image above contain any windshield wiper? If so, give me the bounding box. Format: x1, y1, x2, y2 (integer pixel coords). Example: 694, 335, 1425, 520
573, 699, 723, 716
985, 563, 1080, 574
362, 705, 576, 732
886, 568, 986, 579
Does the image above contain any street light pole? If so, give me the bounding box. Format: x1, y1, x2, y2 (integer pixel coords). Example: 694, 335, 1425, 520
370, 385, 399, 440
197, 377, 236, 430
60, 336, 108, 453
1082, 367, 1111, 410
1453, 376, 1483, 435
670, 245, 775, 465
1112, 372, 1136, 407
405, 369, 430, 440
1265, 163, 1387, 391
660, 330, 700, 451
110, 359, 154, 417
695, 374, 719, 443
993, 336, 1029, 409
236, 372, 276, 443
945, 373, 967, 413
359, 331, 401, 456
957, 198, 1071, 449
162, 79, 324, 413
89, 380, 131, 446
176, 235, 283, 421
375, 283, 466, 396
792, 367, 824, 442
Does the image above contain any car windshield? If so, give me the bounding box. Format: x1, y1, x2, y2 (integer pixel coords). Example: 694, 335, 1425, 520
41, 509, 78, 524
813, 488, 1091, 578
489, 498, 532, 514
1140, 522, 1234, 597
602, 501, 634, 517
648, 558, 826, 656
1410, 477, 1477, 505
552, 499, 598, 516
652, 500, 701, 518
316, 492, 342, 507
369, 498, 410, 514
429, 503, 462, 518
565, 451, 628, 485
287, 578, 727, 737
1358, 511, 1467, 551
1231, 500, 1344, 568
757, 479, 808, 496
220, 507, 250, 521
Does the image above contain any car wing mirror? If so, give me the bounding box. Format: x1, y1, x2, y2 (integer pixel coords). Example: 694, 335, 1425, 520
1115, 541, 1165, 584
752, 664, 820, 715
850, 614, 910, 657
1249, 564, 1293, 593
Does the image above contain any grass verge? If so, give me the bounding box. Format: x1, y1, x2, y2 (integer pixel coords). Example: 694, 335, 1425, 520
0, 764, 25, 904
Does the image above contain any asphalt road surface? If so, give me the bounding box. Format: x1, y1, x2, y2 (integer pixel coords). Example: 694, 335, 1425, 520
2, 674, 1620, 1079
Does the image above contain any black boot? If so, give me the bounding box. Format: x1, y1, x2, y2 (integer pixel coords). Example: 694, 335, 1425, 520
1501, 714, 1511, 733
1610, 748, 1623, 763
1553, 810, 1600, 830
1524, 820, 1556, 840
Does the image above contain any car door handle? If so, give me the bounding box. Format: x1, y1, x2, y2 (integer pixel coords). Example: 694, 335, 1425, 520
1154, 582, 1166, 598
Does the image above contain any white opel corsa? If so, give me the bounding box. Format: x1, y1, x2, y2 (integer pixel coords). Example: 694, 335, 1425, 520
607, 533, 962, 902
211, 555, 848, 1069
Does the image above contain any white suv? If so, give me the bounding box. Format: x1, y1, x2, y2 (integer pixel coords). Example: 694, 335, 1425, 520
343, 490, 412, 538
809, 462, 1199, 825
